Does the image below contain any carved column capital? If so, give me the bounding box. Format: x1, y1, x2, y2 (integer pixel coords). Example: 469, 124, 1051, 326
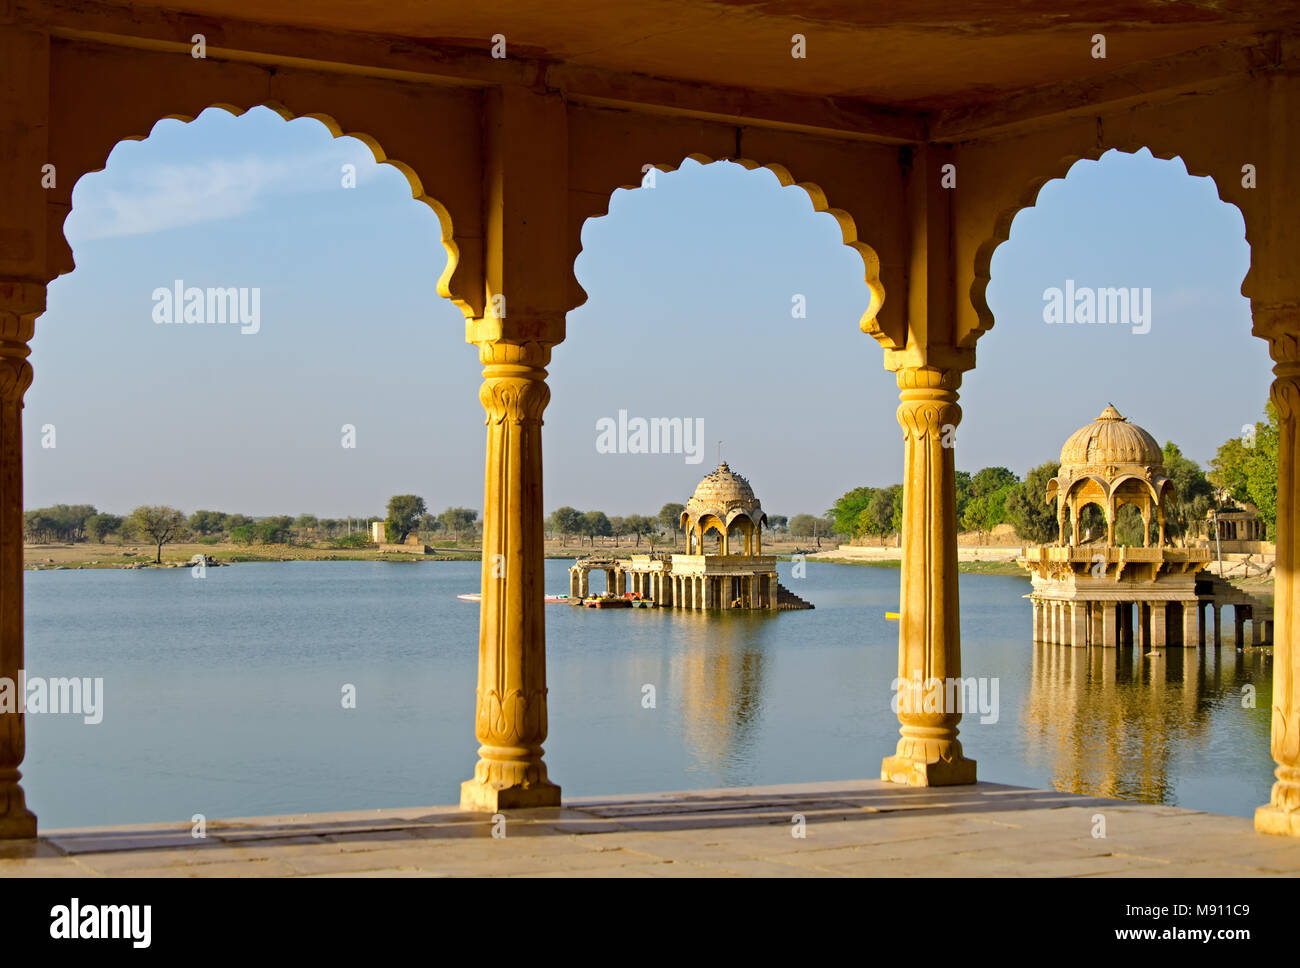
477, 339, 552, 426
895, 365, 962, 439
0, 282, 41, 408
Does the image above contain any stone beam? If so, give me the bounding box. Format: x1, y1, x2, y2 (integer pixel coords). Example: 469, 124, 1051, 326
25, 0, 924, 143
930, 32, 1297, 141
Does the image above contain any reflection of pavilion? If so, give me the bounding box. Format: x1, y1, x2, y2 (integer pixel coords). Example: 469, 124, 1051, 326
1019, 407, 1272, 649
672, 616, 769, 773
568, 462, 813, 610
1024, 640, 1272, 805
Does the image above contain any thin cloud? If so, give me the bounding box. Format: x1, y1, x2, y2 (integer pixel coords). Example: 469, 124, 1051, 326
67, 145, 379, 242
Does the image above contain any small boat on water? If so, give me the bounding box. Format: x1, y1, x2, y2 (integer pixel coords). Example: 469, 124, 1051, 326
457, 593, 571, 603
583, 594, 631, 608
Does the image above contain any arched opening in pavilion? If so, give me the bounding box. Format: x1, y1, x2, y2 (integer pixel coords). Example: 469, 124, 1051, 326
978, 147, 1274, 808
21, 105, 480, 828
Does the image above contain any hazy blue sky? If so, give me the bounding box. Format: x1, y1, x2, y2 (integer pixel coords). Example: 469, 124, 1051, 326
28, 106, 1268, 520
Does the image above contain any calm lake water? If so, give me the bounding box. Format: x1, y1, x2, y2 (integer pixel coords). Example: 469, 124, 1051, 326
22, 559, 1274, 828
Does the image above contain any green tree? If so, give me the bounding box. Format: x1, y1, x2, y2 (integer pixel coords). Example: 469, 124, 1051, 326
127, 505, 187, 563
624, 514, 657, 547
1161, 441, 1215, 545
1244, 404, 1279, 537
23, 504, 97, 543
954, 471, 973, 523
872, 485, 902, 537
766, 514, 788, 534
971, 467, 1018, 498
964, 482, 1016, 536
788, 513, 816, 538
385, 495, 427, 543
294, 514, 320, 534
549, 506, 582, 544
84, 513, 123, 543
257, 516, 293, 544
580, 510, 612, 546
658, 503, 685, 538
830, 486, 874, 536
1114, 503, 1147, 546
438, 507, 478, 542
230, 524, 256, 545
1005, 461, 1061, 544
1209, 435, 1253, 503
188, 509, 225, 536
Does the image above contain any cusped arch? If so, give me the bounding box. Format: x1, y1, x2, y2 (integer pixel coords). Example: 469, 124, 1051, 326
573, 153, 888, 346
1109, 472, 1167, 508
723, 507, 763, 530
966, 145, 1253, 350
1060, 473, 1112, 502
52, 101, 474, 320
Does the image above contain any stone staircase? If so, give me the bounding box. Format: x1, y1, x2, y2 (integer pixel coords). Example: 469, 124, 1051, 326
1197, 573, 1274, 645
776, 582, 814, 610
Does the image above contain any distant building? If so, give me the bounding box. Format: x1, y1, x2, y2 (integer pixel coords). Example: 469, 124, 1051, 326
1207, 504, 1271, 554
370, 521, 385, 544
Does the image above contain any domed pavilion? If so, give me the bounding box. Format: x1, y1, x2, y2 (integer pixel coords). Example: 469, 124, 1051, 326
1016, 406, 1243, 651
568, 461, 811, 611
680, 461, 768, 555
1046, 405, 1175, 547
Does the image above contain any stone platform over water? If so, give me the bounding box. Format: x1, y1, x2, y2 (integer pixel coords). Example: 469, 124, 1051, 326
3, 780, 1298, 877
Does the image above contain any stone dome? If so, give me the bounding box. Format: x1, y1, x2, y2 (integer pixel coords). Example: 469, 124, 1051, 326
1059, 405, 1163, 469
689, 461, 757, 507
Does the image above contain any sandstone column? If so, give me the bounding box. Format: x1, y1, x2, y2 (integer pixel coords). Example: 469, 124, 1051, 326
1101, 603, 1118, 648
0, 24, 48, 840
1257, 312, 1300, 835
882, 366, 976, 785
461, 339, 561, 811
0, 283, 38, 838
1151, 603, 1168, 648
1070, 603, 1088, 648
1182, 602, 1199, 649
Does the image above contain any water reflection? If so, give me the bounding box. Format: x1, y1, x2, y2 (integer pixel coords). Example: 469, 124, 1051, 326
1025, 641, 1273, 806
670, 612, 773, 779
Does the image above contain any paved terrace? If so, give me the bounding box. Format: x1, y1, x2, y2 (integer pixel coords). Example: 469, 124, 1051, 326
3, 780, 1298, 878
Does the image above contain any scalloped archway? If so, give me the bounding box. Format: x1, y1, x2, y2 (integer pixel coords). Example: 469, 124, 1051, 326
50, 102, 474, 322
966, 146, 1253, 352
573, 153, 890, 349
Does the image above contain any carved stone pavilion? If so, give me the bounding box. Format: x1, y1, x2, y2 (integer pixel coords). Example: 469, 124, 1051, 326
569, 462, 813, 610
1019, 407, 1273, 651
1, 1, 1297, 836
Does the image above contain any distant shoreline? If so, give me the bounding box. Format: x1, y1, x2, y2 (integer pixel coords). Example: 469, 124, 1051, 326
25, 540, 1022, 576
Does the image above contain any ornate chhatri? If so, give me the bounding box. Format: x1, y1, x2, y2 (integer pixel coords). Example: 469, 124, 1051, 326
570, 461, 811, 611
1047, 405, 1174, 547
681, 462, 768, 556
1019, 409, 1272, 698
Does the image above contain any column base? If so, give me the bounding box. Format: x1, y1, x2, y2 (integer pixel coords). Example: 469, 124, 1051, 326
0, 777, 37, 839
1255, 771, 1300, 837
1254, 804, 1300, 837
460, 777, 561, 811
881, 752, 978, 787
